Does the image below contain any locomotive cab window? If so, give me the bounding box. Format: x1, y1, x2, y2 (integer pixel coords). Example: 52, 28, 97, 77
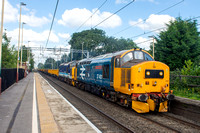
134, 51, 144, 60
121, 52, 133, 64
144, 53, 153, 61
103, 64, 109, 79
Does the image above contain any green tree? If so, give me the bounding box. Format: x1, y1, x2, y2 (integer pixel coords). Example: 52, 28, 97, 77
69, 28, 106, 60
55, 60, 61, 69
103, 37, 138, 54
61, 54, 69, 63
38, 63, 44, 69
19, 45, 28, 63
44, 58, 56, 69
154, 17, 200, 70
19, 45, 32, 70
2, 32, 17, 68
29, 50, 34, 70
180, 60, 200, 76
69, 28, 138, 59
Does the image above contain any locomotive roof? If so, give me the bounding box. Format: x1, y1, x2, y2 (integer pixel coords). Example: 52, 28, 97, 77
78, 49, 128, 64
60, 60, 76, 66
92, 50, 128, 59
60, 48, 153, 66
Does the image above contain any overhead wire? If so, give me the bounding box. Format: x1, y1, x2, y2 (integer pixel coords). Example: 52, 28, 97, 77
130, 16, 200, 39
75, 0, 108, 32
45, 0, 59, 48
134, 16, 200, 48
135, 38, 152, 45
156, 0, 184, 14
130, 27, 166, 39
112, 0, 185, 36
66, 0, 108, 44
66, 0, 135, 46
93, 0, 135, 28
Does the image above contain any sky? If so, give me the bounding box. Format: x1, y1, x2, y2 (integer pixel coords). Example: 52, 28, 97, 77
1, 0, 200, 67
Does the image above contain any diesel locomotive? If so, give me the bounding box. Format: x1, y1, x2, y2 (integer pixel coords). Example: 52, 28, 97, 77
40, 48, 174, 113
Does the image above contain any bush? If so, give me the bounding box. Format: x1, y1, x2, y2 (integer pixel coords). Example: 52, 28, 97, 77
170, 60, 200, 100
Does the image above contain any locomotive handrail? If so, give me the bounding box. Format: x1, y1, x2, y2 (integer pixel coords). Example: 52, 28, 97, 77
170, 74, 200, 87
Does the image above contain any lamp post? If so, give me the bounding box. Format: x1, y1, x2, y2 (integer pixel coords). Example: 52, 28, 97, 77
20, 22, 26, 68
0, 0, 5, 94
148, 36, 155, 59
17, 2, 26, 82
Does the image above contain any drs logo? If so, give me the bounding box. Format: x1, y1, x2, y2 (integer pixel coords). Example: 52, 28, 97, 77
97, 74, 102, 79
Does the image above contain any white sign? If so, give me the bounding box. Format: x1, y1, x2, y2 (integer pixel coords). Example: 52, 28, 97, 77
80, 65, 85, 79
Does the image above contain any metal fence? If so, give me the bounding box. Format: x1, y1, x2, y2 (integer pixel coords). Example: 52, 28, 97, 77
1, 68, 25, 92
170, 74, 200, 87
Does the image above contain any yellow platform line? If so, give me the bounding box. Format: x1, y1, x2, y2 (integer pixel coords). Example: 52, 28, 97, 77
35, 73, 59, 133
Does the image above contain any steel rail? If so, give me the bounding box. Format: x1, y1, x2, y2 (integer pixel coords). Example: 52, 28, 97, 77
160, 114, 200, 130
137, 114, 181, 133
41, 72, 194, 133
41, 72, 134, 133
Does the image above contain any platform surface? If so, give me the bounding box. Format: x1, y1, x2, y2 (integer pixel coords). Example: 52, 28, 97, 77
0, 72, 99, 133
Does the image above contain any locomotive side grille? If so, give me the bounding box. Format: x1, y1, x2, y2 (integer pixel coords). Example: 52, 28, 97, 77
121, 69, 125, 86
126, 69, 131, 83
121, 69, 131, 86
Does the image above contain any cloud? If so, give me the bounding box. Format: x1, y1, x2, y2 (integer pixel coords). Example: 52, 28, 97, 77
0, 0, 18, 23
21, 11, 50, 27
0, 0, 50, 27
7, 28, 59, 47
58, 8, 122, 28
7, 28, 61, 67
58, 33, 70, 39
129, 14, 175, 32
134, 37, 153, 50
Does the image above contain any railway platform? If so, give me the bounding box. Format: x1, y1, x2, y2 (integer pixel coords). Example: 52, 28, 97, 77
0, 72, 100, 133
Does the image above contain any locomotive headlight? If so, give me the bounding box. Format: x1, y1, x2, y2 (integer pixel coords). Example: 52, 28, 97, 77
146, 71, 150, 76
138, 94, 148, 102
159, 72, 163, 76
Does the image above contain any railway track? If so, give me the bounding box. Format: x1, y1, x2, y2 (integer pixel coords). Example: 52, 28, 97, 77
137, 114, 181, 133
41, 73, 134, 133
40, 72, 200, 133
160, 113, 200, 130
